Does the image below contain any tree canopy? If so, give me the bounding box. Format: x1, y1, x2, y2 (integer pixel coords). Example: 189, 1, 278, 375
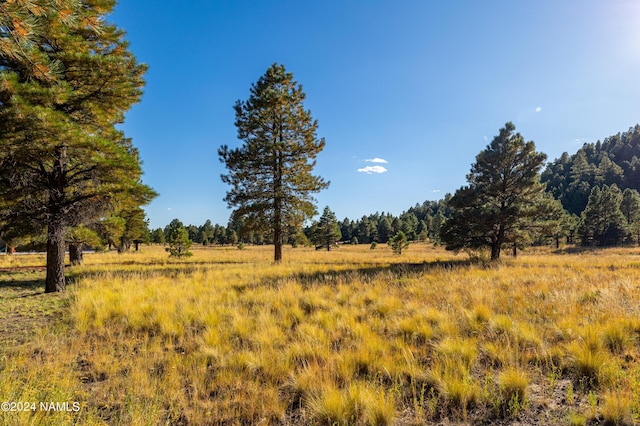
309, 206, 341, 251
542, 125, 640, 215
440, 122, 547, 260
0, 0, 155, 292
219, 63, 328, 262
578, 184, 628, 246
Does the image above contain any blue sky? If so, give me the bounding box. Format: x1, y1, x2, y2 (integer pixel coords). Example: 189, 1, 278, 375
110, 0, 640, 230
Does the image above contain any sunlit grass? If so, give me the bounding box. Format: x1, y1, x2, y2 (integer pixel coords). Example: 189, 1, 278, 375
2, 243, 640, 424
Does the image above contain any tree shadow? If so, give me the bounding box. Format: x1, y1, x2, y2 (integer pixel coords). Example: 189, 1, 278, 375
0, 274, 47, 297
248, 258, 476, 292
63, 257, 477, 295
553, 246, 598, 255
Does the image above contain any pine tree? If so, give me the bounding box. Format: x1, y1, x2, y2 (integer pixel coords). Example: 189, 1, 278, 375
0, 1, 154, 292
164, 219, 185, 242
166, 227, 192, 258
96, 216, 126, 251
389, 231, 409, 255
440, 123, 547, 260
621, 188, 640, 244
199, 220, 215, 245
218, 63, 329, 262
119, 207, 151, 252
150, 228, 166, 245
310, 206, 342, 250
66, 225, 101, 266
579, 184, 627, 246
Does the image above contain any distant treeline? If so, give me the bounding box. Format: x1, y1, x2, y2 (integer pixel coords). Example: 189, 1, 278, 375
150, 199, 452, 247
542, 125, 640, 215
150, 125, 640, 249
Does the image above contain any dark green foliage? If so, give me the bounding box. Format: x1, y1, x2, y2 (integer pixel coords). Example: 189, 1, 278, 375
150, 228, 166, 244
441, 123, 547, 261
166, 227, 193, 258
118, 207, 151, 252
186, 225, 200, 244
542, 125, 640, 215
309, 206, 341, 251
388, 231, 409, 255
578, 184, 628, 246
338, 199, 451, 246
0, 0, 154, 292
226, 229, 239, 246
164, 219, 185, 242
621, 188, 640, 244
219, 63, 329, 262
199, 220, 215, 245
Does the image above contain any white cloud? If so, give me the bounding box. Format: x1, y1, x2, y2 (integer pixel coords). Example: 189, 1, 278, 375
358, 165, 388, 174
167, 208, 173, 211
535, 106, 542, 113
365, 157, 388, 164
432, 189, 441, 193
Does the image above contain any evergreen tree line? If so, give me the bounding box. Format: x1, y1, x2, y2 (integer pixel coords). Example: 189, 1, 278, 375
149, 199, 453, 250
539, 125, 640, 247
154, 122, 640, 251
542, 125, 640, 216
335, 198, 452, 245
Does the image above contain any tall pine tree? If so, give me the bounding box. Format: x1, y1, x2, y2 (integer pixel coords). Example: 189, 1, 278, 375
309, 206, 341, 251
219, 63, 328, 262
0, 0, 155, 292
579, 184, 627, 246
441, 123, 547, 260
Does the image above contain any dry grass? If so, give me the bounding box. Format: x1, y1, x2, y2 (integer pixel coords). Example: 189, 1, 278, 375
1, 244, 640, 424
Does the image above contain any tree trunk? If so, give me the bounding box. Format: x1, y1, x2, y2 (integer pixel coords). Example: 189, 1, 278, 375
512, 244, 517, 257
274, 224, 283, 263
273, 149, 283, 263
135, 240, 140, 251
491, 224, 504, 261
69, 244, 83, 266
45, 221, 66, 293
46, 145, 68, 293
490, 242, 501, 261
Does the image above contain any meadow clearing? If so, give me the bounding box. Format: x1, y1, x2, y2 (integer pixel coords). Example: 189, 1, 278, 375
1, 244, 640, 425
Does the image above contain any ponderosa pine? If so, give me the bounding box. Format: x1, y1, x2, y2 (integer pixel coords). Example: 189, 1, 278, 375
219, 63, 328, 262
441, 122, 547, 261
0, 0, 155, 292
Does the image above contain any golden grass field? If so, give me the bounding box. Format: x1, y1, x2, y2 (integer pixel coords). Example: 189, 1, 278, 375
1, 243, 640, 425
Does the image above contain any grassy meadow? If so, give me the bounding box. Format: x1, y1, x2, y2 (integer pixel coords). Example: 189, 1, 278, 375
1, 243, 640, 425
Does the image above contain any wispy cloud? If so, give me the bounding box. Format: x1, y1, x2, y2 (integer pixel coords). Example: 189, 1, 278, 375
365, 157, 388, 164
535, 106, 542, 113
358, 165, 388, 174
